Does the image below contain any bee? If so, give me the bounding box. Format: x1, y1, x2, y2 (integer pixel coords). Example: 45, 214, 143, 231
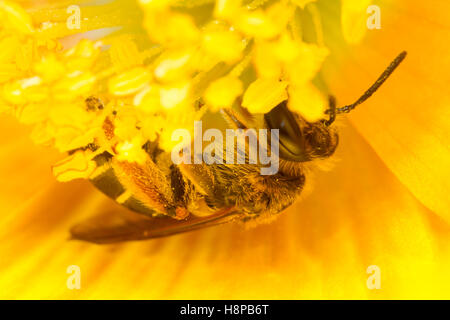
71, 51, 407, 243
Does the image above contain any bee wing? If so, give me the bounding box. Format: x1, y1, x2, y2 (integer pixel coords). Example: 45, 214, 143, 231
70, 207, 238, 244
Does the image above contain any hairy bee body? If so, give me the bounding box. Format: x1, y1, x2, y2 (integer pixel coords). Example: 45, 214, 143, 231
71, 102, 335, 242
88, 130, 307, 222
71, 95, 340, 243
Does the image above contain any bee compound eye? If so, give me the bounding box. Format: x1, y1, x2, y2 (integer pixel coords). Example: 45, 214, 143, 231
264, 101, 311, 162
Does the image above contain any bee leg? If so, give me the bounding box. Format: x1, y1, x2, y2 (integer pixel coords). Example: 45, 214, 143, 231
111, 158, 186, 219
178, 162, 215, 198
95, 117, 192, 219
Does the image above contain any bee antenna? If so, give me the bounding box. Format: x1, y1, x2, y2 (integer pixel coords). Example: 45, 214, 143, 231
336, 51, 407, 114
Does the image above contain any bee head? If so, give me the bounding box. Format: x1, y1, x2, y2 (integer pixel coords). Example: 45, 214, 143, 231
264, 101, 338, 162
264, 51, 407, 163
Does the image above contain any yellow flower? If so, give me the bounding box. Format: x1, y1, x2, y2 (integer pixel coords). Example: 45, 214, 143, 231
0, 0, 449, 300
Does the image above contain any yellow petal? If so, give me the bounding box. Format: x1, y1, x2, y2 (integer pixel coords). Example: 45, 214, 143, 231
324, 0, 450, 222
2, 119, 449, 298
